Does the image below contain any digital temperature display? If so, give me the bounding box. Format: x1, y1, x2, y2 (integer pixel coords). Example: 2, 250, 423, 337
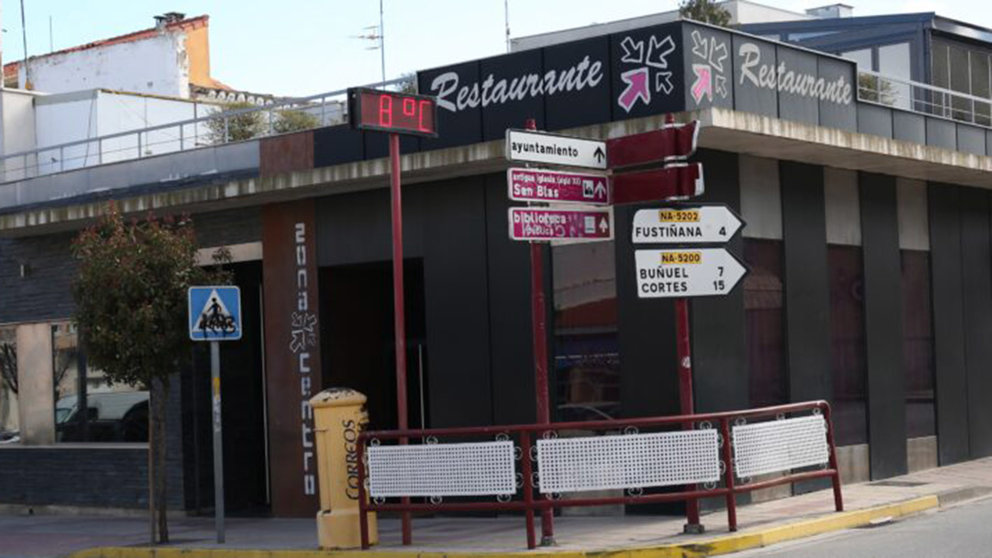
348, 88, 438, 137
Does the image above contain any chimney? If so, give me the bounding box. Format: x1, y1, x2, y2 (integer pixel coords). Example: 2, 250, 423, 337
806, 4, 853, 18
154, 12, 186, 30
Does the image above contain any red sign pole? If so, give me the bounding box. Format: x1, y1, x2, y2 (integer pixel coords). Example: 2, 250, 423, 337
388, 132, 413, 544
524, 118, 555, 545
663, 114, 703, 533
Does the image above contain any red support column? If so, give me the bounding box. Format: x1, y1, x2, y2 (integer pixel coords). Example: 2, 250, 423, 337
389, 133, 413, 545
525, 117, 555, 545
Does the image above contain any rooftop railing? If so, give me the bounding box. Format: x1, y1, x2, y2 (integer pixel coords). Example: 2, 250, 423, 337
0, 77, 406, 185
857, 69, 992, 127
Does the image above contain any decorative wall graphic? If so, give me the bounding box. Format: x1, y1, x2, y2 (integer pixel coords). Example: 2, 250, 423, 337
617, 33, 676, 113
689, 30, 729, 104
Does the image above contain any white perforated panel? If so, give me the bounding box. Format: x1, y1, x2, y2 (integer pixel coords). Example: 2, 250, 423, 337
536, 430, 720, 494
732, 415, 829, 477
367, 441, 516, 497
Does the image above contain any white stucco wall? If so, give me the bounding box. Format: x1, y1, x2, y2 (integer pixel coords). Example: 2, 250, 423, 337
1, 90, 39, 155
20, 32, 189, 98
96, 91, 201, 162
35, 93, 100, 172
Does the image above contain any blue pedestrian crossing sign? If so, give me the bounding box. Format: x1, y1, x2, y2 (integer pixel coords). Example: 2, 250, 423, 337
188, 286, 242, 341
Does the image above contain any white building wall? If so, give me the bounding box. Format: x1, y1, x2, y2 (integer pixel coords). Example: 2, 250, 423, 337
739, 155, 783, 239
20, 32, 189, 98
35, 92, 100, 172
96, 92, 202, 163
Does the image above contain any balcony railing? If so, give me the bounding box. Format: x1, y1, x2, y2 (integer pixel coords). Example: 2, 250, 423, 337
857, 69, 992, 127
0, 77, 406, 185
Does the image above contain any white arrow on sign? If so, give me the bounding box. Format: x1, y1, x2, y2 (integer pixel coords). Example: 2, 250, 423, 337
634, 248, 747, 298
632, 205, 743, 244
505, 129, 607, 169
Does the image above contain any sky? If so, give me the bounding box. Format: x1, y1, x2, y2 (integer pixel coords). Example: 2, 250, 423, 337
2, 0, 989, 98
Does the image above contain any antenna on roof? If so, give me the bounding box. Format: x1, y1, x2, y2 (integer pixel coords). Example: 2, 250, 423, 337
19, 0, 30, 89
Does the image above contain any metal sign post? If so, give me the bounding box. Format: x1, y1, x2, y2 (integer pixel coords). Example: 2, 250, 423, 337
188, 285, 242, 545
388, 132, 413, 546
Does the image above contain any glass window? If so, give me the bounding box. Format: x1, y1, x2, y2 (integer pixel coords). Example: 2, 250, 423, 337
552, 241, 620, 422
970, 53, 991, 126
949, 45, 971, 120
842, 49, 873, 71
744, 239, 786, 408
0, 327, 18, 444
828, 245, 867, 446
931, 42, 950, 116
52, 322, 148, 443
901, 251, 935, 438
878, 43, 911, 109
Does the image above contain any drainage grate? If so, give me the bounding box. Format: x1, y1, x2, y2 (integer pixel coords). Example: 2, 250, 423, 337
870, 480, 928, 487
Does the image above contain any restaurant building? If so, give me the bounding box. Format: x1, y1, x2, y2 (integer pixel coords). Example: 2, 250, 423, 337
1, 13, 991, 517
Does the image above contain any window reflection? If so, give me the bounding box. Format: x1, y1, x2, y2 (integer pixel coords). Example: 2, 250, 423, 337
828, 246, 868, 446
744, 239, 786, 408
901, 251, 935, 438
552, 241, 620, 422
0, 327, 18, 444
52, 323, 148, 443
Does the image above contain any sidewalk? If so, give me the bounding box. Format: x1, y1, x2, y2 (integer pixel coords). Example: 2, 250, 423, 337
3, 457, 990, 558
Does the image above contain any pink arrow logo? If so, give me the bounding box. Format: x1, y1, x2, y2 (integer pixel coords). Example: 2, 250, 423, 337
691, 64, 713, 104
618, 68, 651, 113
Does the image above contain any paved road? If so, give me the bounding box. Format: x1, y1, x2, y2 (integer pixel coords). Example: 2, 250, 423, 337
732, 496, 992, 558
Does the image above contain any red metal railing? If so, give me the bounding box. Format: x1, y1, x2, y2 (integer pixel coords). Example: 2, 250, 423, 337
357, 400, 842, 550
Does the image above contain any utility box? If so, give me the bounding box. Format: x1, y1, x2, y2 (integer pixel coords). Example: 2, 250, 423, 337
310, 388, 378, 549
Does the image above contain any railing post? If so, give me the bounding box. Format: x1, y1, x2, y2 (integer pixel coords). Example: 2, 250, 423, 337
822, 403, 844, 512
59, 146, 64, 173
180, 124, 185, 150
720, 418, 737, 532
224, 117, 230, 144
520, 433, 537, 550
321, 97, 327, 126
358, 436, 370, 550
137, 131, 143, 158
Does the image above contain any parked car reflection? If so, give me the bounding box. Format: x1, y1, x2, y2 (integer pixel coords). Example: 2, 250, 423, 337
55, 391, 149, 442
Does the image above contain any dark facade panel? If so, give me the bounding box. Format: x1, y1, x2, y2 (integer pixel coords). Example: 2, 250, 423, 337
927, 183, 970, 464
893, 111, 926, 144
315, 187, 426, 266
363, 132, 420, 161
958, 187, 992, 458
682, 24, 734, 112
312, 125, 364, 168
484, 173, 537, 425
543, 36, 613, 131
0, 233, 77, 323
732, 35, 778, 118
925, 117, 957, 150
610, 22, 685, 120
955, 124, 987, 156
777, 47, 820, 125
418, 60, 484, 150
615, 202, 680, 419
816, 57, 857, 131
858, 173, 907, 479
690, 150, 748, 413
480, 50, 546, 140
857, 104, 894, 138
780, 161, 832, 403
195, 206, 263, 247
422, 176, 494, 428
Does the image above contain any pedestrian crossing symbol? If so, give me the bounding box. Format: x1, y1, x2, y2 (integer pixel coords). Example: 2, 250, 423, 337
189, 286, 242, 341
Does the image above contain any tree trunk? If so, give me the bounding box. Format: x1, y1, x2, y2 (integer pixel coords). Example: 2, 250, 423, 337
157, 378, 169, 543
148, 383, 157, 545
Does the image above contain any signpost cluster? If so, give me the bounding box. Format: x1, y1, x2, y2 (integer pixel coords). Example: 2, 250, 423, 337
507, 115, 747, 536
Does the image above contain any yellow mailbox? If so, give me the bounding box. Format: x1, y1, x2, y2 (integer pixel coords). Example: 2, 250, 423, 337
310, 388, 378, 549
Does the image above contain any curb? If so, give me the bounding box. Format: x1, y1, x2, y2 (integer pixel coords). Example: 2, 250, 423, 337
69, 495, 940, 558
